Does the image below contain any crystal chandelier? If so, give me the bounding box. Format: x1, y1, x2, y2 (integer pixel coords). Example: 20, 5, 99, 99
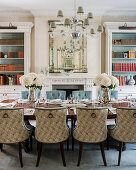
49, 0, 103, 39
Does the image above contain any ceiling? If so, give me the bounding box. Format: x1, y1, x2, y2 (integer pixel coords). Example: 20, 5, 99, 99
0, 0, 136, 17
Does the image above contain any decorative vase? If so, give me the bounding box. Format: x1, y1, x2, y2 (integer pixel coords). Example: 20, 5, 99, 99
102, 88, 110, 104
28, 87, 36, 101
128, 75, 135, 86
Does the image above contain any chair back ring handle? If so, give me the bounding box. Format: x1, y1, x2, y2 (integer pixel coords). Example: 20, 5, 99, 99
133, 113, 136, 118
3, 113, 8, 118
48, 113, 54, 118
91, 113, 96, 118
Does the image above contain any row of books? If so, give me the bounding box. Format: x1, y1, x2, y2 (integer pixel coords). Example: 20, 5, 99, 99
112, 63, 136, 72
0, 51, 24, 58
112, 51, 136, 58
114, 75, 126, 86
112, 39, 136, 45
0, 65, 24, 71
0, 75, 4, 85
0, 74, 23, 85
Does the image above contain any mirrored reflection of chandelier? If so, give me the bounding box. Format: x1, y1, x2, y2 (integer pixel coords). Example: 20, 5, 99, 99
49, 0, 103, 40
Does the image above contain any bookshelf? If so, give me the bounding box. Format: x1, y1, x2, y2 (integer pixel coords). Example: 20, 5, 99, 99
104, 22, 136, 99
0, 32, 24, 85
0, 22, 33, 101
112, 32, 136, 86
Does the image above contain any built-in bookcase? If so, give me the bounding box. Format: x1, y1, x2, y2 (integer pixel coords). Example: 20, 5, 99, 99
0, 33, 24, 85
104, 22, 136, 98
112, 33, 136, 86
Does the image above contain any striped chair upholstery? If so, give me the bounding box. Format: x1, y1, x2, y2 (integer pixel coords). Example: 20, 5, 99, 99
72, 91, 92, 100
108, 108, 136, 166
0, 108, 31, 167
73, 107, 108, 166
35, 107, 69, 167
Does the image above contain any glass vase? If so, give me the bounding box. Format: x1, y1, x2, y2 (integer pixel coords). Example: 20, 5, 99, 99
102, 88, 110, 104
28, 87, 36, 101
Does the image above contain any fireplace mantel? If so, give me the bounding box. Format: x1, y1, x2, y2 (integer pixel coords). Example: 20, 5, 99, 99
44, 76, 93, 91
41, 76, 98, 100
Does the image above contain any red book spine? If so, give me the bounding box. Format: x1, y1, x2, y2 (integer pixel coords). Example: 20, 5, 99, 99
132, 63, 134, 71
114, 63, 116, 71
18, 51, 24, 58
17, 74, 23, 85
9, 52, 13, 58
117, 63, 120, 71
127, 63, 129, 71
116, 63, 118, 71
120, 63, 122, 71
120, 76, 122, 86
130, 63, 133, 71
124, 77, 126, 86
123, 63, 125, 71
122, 77, 124, 86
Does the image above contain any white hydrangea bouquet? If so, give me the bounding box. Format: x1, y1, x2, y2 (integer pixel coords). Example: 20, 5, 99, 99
93, 73, 119, 89
93, 73, 119, 103
19, 73, 45, 101
19, 72, 45, 90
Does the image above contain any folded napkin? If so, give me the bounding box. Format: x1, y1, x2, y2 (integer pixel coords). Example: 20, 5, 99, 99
80, 99, 90, 103
49, 99, 62, 104
0, 103, 14, 108
24, 109, 35, 115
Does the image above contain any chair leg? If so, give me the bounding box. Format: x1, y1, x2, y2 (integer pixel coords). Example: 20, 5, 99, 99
30, 135, 32, 151
122, 142, 126, 151
118, 141, 123, 166
72, 136, 74, 151
100, 141, 107, 166
67, 137, 69, 151
22, 140, 30, 153
71, 118, 74, 151
77, 142, 83, 167
0, 143, 3, 152
60, 142, 66, 167
36, 141, 42, 167
107, 134, 110, 150
19, 142, 23, 168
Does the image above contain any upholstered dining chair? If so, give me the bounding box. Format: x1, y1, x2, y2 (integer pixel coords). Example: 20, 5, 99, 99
72, 91, 92, 100
98, 90, 118, 100
34, 107, 69, 167
73, 107, 108, 166
0, 108, 31, 168
108, 107, 136, 166
46, 90, 66, 100
21, 90, 41, 99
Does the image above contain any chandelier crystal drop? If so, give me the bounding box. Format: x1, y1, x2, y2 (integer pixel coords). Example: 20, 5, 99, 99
49, 0, 103, 39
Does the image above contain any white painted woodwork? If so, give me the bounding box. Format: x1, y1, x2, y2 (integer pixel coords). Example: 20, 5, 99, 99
0, 22, 33, 101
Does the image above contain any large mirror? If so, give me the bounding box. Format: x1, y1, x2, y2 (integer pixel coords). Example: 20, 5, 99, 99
49, 21, 87, 73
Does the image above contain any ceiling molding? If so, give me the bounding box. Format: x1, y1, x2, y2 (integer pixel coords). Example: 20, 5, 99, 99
0, 9, 33, 18
0, 9, 136, 18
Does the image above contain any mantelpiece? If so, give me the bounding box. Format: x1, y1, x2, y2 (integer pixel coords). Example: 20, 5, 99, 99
41, 76, 99, 100
44, 76, 93, 90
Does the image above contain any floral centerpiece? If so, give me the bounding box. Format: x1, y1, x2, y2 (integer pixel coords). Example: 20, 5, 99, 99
19, 72, 45, 101
93, 73, 119, 103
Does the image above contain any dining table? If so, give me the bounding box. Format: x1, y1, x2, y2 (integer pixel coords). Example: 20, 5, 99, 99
11, 100, 135, 119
